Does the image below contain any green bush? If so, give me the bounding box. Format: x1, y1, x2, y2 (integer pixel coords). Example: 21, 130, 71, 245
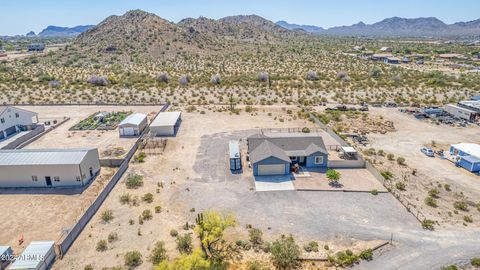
440, 265, 458, 270
396, 157, 406, 165
101, 209, 114, 223
428, 188, 440, 198
453, 201, 468, 211
424, 196, 438, 207
96, 240, 108, 252
395, 182, 406, 191
124, 250, 142, 268
334, 249, 360, 267
471, 257, 480, 267
142, 193, 153, 203
119, 193, 131, 205
170, 229, 178, 237
176, 234, 193, 254
380, 170, 393, 180
359, 249, 373, 261
108, 232, 119, 243
303, 241, 319, 252
134, 152, 146, 163
463, 215, 473, 223
370, 189, 379, 195
326, 169, 341, 183
142, 209, 152, 221
421, 219, 435, 230
126, 173, 143, 189
249, 228, 263, 246
149, 241, 168, 265
247, 260, 271, 270
270, 235, 301, 269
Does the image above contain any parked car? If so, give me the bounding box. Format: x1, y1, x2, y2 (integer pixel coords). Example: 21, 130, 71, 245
421, 147, 434, 157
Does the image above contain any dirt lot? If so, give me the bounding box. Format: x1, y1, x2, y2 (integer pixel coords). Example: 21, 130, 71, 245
359, 108, 480, 228
20, 105, 160, 158
54, 105, 417, 270
0, 167, 116, 252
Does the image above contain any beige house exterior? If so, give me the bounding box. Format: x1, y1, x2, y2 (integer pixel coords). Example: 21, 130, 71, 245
0, 148, 100, 188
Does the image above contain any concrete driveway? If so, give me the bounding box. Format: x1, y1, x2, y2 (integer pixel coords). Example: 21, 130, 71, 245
254, 175, 295, 191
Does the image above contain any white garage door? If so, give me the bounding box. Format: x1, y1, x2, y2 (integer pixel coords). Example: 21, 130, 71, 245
258, 164, 285, 175
122, 127, 135, 136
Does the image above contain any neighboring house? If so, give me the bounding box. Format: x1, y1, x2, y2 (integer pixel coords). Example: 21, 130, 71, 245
379, 47, 392, 52
371, 53, 393, 62
27, 43, 45, 52
450, 143, 480, 173
384, 57, 400, 64
248, 134, 328, 176
0, 148, 100, 188
150, 111, 182, 136
0, 106, 38, 140
118, 113, 147, 137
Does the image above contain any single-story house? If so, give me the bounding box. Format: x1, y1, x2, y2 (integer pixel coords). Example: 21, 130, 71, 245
0, 106, 38, 140
380, 47, 392, 52
150, 111, 182, 136
384, 57, 400, 64
118, 113, 147, 137
372, 53, 393, 62
450, 143, 480, 173
9, 241, 56, 270
248, 134, 328, 176
27, 43, 45, 52
0, 148, 100, 188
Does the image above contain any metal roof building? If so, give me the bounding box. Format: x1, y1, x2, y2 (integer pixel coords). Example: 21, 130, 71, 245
9, 241, 56, 270
118, 113, 147, 137
150, 111, 182, 136
0, 148, 100, 188
450, 143, 480, 173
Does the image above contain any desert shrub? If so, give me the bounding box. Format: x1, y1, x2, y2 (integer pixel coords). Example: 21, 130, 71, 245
101, 209, 114, 223
306, 70, 319, 81
124, 250, 142, 268
334, 249, 360, 267
444, 184, 451, 191
359, 249, 373, 261
441, 265, 458, 270
381, 170, 393, 180
150, 241, 168, 265
396, 157, 406, 165
126, 173, 143, 189
258, 71, 269, 82
247, 260, 271, 270
395, 182, 406, 191
424, 196, 438, 207
371, 189, 379, 195
84, 264, 94, 270
463, 215, 473, 223
179, 74, 191, 85
170, 229, 178, 237
176, 234, 193, 254
134, 152, 146, 163
270, 235, 300, 269
453, 201, 468, 211
142, 193, 153, 203
96, 240, 108, 252
387, 153, 395, 160
157, 72, 169, 83
249, 228, 263, 246
303, 241, 319, 252
142, 209, 153, 220
428, 188, 440, 198
421, 219, 435, 230
210, 74, 221, 84
108, 232, 119, 243
471, 257, 480, 266
301, 127, 310, 133
369, 66, 382, 78
87, 75, 109, 86
120, 193, 132, 205
155, 206, 162, 213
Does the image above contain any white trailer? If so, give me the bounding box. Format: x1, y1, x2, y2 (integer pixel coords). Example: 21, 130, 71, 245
9, 241, 56, 270
444, 104, 478, 122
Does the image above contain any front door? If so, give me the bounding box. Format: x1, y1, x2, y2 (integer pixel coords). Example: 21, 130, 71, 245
89, 167, 94, 177
299, 156, 306, 165
45, 176, 52, 187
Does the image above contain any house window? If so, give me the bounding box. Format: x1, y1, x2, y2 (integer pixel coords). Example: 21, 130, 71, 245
32, 175, 38, 181
314, 156, 324, 165
54, 176, 60, 182
290, 156, 298, 161
15, 113, 19, 118
82, 174, 86, 179
76, 176, 81, 182
0, 118, 4, 124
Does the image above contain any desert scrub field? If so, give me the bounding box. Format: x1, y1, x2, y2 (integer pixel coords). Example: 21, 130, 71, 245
1, 37, 479, 105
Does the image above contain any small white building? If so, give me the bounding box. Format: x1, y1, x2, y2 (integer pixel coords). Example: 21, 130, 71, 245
150, 111, 182, 136
0, 106, 38, 140
118, 113, 147, 137
9, 241, 56, 270
0, 148, 100, 188
444, 104, 478, 122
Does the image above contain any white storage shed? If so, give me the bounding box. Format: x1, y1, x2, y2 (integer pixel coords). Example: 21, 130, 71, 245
0, 148, 100, 188
118, 113, 147, 137
9, 241, 56, 270
150, 111, 182, 136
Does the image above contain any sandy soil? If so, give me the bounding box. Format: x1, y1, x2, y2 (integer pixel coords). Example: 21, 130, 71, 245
0, 167, 116, 253
54, 105, 387, 270
21, 105, 160, 158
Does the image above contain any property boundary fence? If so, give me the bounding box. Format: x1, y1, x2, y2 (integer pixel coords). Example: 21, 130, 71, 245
1, 125, 45, 150
308, 111, 427, 223
16, 117, 70, 149
2, 102, 164, 106
55, 104, 169, 258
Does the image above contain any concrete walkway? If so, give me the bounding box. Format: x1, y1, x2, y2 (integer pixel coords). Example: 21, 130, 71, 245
254, 175, 295, 191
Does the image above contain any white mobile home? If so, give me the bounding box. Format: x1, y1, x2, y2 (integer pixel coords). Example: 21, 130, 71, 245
118, 113, 147, 137
0, 148, 100, 188
150, 111, 182, 136
0, 106, 38, 140
9, 241, 56, 270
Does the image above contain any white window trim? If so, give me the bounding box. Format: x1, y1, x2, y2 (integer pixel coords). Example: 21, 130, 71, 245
314, 156, 324, 165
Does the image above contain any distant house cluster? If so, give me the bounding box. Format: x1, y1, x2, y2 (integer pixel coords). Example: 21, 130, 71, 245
27, 43, 45, 52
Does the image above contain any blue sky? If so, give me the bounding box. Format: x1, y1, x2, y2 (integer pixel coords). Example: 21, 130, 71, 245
1, 0, 479, 35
